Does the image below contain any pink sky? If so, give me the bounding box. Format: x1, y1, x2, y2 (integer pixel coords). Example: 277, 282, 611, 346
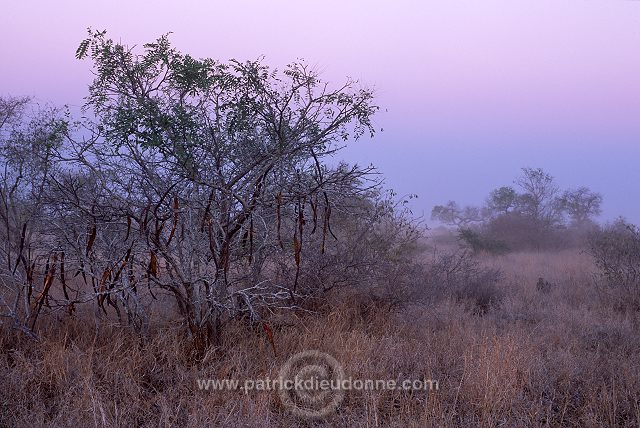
2, 1, 640, 221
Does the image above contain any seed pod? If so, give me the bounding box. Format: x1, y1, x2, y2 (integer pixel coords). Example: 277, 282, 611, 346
60, 252, 69, 300
148, 251, 158, 278
86, 225, 97, 256
125, 215, 132, 241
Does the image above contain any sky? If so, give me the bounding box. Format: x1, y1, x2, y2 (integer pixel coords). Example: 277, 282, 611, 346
2, 0, 639, 223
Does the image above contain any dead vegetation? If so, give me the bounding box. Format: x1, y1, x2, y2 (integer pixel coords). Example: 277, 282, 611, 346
1, 249, 639, 427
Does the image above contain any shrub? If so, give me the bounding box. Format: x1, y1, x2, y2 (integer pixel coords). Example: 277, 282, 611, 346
424, 249, 503, 314
458, 227, 509, 254
588, 219, 640, 311
294, 190, 426, 309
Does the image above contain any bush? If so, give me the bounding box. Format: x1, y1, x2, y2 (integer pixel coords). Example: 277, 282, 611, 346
588, 219, 640, 311
483, 212, 565, 251
423, 249, 503, 314
458, 227, 509, 254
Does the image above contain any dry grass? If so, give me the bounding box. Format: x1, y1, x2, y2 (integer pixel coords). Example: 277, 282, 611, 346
2, 250, 640, 427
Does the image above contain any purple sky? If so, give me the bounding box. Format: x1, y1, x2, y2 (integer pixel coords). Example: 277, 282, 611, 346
2, 1, 639, 222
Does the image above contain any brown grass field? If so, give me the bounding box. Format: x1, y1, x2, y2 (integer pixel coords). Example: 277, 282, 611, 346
1, 249, 639, 427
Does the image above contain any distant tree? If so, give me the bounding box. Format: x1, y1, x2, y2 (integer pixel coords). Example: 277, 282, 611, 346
486, 186, 517, 215
558, 187, 602, 225
431, 201, 483, 227
431, 201, 460, 226
514, 167, 562, 225
431, 167, 605, 251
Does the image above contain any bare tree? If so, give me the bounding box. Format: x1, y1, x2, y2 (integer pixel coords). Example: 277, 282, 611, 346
0, 97, 69, 338
514, 167, 562, 226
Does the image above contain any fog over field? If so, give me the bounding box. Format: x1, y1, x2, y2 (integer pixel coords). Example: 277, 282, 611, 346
1, 2, 639, 427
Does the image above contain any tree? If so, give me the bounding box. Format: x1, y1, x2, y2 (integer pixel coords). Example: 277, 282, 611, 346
558, 187, 602, 225
486, 186, 517, 215
431, 201, 483, 227
431, 167, 606, 251
0, 96, 29, 131
74, 30, 379, 353
0, 97, 69, 337
514, 167, 562, 225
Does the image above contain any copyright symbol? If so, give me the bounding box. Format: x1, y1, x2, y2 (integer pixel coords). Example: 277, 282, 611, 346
278, 350, 345, 418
